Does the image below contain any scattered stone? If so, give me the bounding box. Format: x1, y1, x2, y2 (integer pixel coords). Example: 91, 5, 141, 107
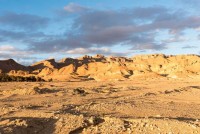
73, 88, 86, 96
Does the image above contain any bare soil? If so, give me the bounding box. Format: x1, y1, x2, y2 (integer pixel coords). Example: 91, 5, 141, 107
0, 77, 200, 133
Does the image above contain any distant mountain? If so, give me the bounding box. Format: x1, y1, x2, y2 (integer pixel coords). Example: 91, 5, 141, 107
0, 59, 30, 73
1, 54, 200, 81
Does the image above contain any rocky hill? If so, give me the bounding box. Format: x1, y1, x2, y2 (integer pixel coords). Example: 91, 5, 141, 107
1, 54, 200, 81
0, 59, 30, 73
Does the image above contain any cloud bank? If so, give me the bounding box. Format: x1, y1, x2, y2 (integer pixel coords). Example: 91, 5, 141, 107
0, 2, 200, 64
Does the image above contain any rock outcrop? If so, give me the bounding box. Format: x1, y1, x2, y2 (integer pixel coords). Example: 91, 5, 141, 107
0, 54, 200, 81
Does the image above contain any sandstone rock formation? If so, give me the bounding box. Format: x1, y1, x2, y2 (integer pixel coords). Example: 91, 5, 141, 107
0, 54, 200, 81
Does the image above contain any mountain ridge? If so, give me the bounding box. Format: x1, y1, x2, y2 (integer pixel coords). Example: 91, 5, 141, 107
0, 54, 200, 81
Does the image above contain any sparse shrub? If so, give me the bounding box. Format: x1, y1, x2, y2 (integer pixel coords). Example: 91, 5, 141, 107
0, 73, 45, 82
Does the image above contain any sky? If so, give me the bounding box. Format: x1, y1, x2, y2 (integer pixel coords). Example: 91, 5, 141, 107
0, 0, 200, 65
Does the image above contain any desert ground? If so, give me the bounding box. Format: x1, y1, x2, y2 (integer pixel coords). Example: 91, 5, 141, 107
0, 77, 200, 134
0, 0, 200, 133
0, 54, 200, 133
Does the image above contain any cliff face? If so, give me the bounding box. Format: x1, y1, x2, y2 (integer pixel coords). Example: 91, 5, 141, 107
1, 54, 200, 81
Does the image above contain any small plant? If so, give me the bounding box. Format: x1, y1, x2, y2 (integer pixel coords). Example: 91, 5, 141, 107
0, 73, 45, 82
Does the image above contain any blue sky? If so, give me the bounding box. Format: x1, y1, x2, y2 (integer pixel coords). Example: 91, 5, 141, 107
0, 0, 199, 65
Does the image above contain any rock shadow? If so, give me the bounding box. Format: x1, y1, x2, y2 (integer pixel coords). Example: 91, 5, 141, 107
0, 117, 58, 134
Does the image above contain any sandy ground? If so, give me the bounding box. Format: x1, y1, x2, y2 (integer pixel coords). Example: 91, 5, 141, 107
0, 77, 200, 134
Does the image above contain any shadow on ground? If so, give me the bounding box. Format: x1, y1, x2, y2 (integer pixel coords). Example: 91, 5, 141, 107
0, 117, 58, 134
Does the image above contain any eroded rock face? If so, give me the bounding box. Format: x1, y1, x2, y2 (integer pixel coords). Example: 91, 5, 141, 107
1, 54, 200, 81
8, 70, 29, 76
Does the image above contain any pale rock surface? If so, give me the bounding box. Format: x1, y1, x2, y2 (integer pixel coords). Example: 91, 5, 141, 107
0, 54, 199, 81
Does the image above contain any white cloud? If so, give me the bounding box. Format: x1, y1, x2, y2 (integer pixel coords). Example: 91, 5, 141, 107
65, 47, 130, 56
64, 3, 88, 13
66, 47, 110, 54
0, 45, 15, 51
0, 45, 36, 61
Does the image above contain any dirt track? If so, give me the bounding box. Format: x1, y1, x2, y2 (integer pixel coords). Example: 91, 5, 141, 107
0, 77, 200, 133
